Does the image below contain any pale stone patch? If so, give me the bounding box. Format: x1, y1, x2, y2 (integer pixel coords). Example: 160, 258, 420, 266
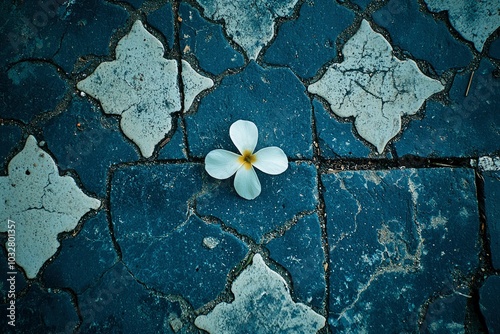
195, 253, 325, 333
78, 20, 212, 158
309, 20, 444, 153
0, 136, 101, 278
181, 60, 213, 111
478, 156, 500, 171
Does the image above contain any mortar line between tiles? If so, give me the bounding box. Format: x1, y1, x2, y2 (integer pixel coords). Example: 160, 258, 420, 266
171, 0, 192, 161
463, 170, 495, 330
310, 99, 332, 328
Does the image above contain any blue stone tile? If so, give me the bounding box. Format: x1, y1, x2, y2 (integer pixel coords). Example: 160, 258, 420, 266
267, 213, 325, 309
197, 162, 318, 242
322, 168, 479, 332
489, 36, 500, 60
395, 59, 500, 157
373, 0, 473, 73
121, 0, 146, 9
0, 284, 78, 333
53, 0, 128, 73
0, 124, 22, 170
351, 0, 371, 9
43, 96, 138, 197
179, 2, 245, 75
0, 61, 68, 123
313, 98, 372, 158
420, 293, 468, 333
78, 263, 184, 333
186, 61, 313, 159
147, 2, 175, 50
480, 275, 500, 333
111, 164, 203, 234
0, 2, 67, 69
43, 211, 117, 294
111, 164, 248, 309
263, 0, 355, 79
484, 171, 500, 269
158, 117, 187, 160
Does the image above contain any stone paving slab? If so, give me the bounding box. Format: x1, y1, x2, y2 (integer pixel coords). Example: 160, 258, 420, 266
1, 0, 499, 333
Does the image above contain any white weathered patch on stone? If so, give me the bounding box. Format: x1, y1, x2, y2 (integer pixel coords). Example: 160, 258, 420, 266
308, 20, 444, 154
478, 156, 500, 171
195, 0, 298, 60
194, 253, 325, 333
203, 236, 220, 249
0, 136, 101, 279
424, 0, 500, 52
77, 20, 212, 157
181, 60, 213, 111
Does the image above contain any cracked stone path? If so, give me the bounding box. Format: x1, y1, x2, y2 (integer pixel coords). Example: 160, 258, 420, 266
1, 0, 499, 333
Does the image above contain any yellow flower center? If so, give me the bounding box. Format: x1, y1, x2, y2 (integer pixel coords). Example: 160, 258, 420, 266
238, 150, 257, 169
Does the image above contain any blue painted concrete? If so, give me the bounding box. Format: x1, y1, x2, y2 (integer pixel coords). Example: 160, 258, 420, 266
1, 0, 498, 332
263, 0, 355, 79
179, 2, 245, 75
396, 59, 500, 157
43, 96, 138, 196
373, 0, 473, 74
186, 61, 313, 159
197, 162, 318, 242
0, 61, 67, 123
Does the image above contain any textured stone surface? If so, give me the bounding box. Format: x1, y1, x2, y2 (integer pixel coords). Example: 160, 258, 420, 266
77, 20, 180, 158
0, 136, 101, 278
395, 59, 500, 157
181, 59, 214, 111
263, 0, 355, 79
267, 213, 326, 309
157, 117, 187, 160
53, 0, 128, 73
77, 21, 212, 158
309, 20, 444, 153
43, 96, 138, 196
186, 61, 313, 159
0, 124, 22, 168
147, 2, 175, 49
0, 61, 68, 123
313, 98, 373, 158
1, 284, 79, 333
43, 211, 117, 294
195, 254, 326, 333
323, 168, 479, 332
479, 156, 500, 172
420, 293, 468, 334
78, 262, 185, 333
490, 36, 500, 59
111, 164, 248, 308
1, 0, 499, 331
179, 2, 245, 75
351, 0, 371, 9
373, 0, 473, 73
484, 171, 500, 269
197, 162, 318, 242
424, 0, 500, 52
195, 0, 299, 60
479, 275, 500, 333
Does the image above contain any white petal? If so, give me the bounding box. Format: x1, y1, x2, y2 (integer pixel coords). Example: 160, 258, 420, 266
205, 149, 243, 179
234, 166, 261, 200
253, 147, 289, 175
230, 120, 258, 154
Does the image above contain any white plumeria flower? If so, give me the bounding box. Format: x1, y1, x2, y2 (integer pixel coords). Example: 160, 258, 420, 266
205, 120, 288, 200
